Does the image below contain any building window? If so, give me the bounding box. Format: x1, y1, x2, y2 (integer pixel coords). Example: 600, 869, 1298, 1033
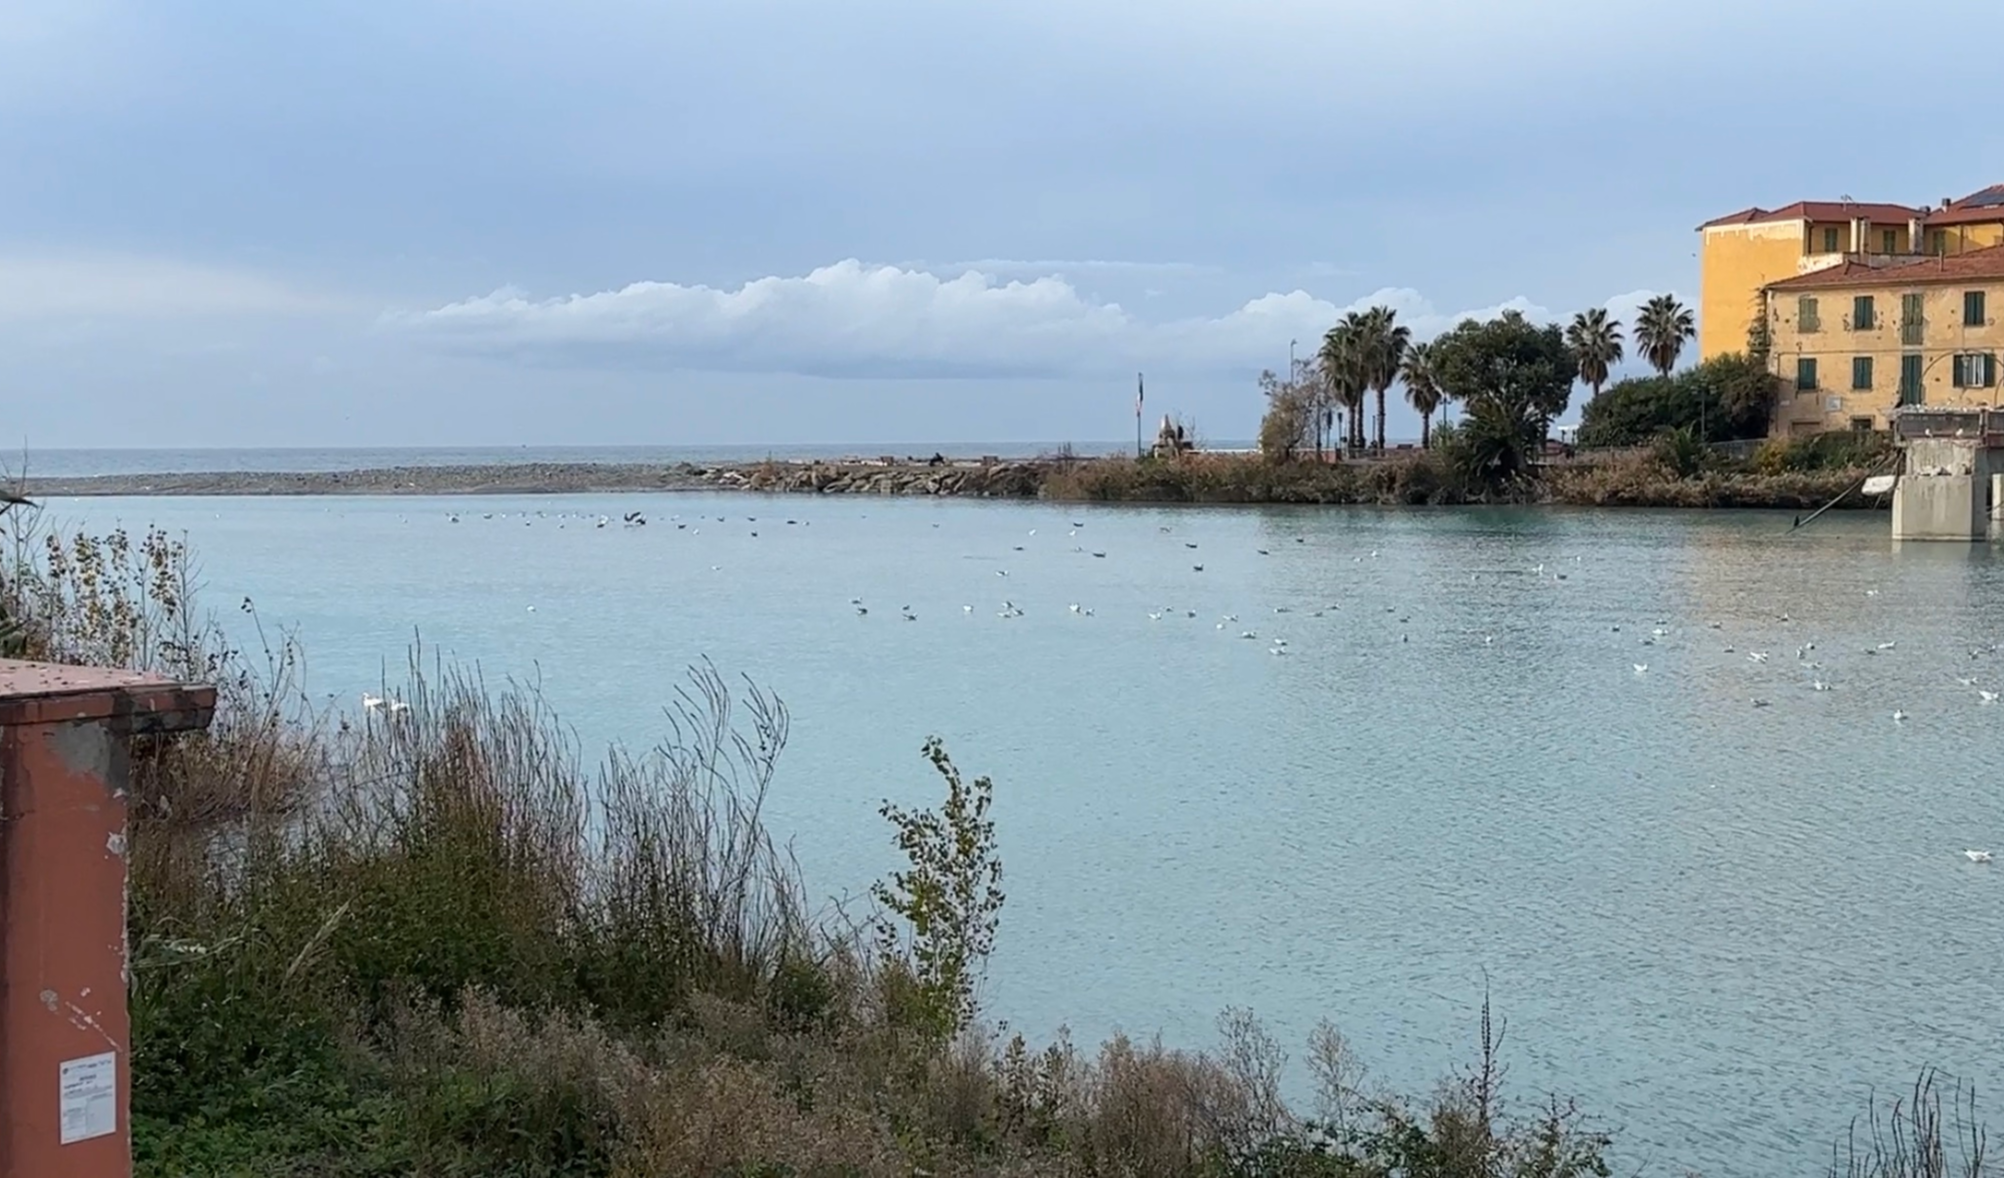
1822, 226, 1840, 253
1852, 356, 1873, 390
1900, 353, 1925, 404
1952, 352, 1997, 388
1901, 292, 1925, 345
1852, 294, 1875, 330
1966, 290, 1988, 326
1798, 295, 1820, 332
1882, 229, 1898, 253
1851, 416, 1875, 431
1796, 358, 1818, 390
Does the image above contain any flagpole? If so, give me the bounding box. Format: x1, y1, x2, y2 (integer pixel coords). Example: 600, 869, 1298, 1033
1135, 372, 1145, 458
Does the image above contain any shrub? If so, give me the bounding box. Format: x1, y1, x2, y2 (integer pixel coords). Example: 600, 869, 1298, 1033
1577, 353, 1778, 447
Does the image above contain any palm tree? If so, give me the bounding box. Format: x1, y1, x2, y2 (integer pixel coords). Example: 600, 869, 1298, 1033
1358, 305, 1411, 452
1319, 318, 1368, 454
1633, 295, 1695, 377
1564, 308, 1624, 401
1402, 340, 1443, 448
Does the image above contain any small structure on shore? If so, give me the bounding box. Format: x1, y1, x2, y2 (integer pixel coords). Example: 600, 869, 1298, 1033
1150, 414, 1195, 459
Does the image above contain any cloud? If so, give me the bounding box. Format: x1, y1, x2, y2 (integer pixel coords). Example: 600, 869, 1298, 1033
392, 260, 1685, 380
0, 254, 351, 319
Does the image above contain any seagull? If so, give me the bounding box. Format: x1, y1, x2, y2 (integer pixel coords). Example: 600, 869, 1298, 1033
1069, 603, 1082, 613
1633, 664, 1648, 674
1983, 691, 2000, 704
1966, 850, 1994, 863
1091, 551, 1107, 559
1751, 698, 1773, 708
856, 606, 868, 616
1893, 709, 1909, 722
1256, 548, 1270, 556
1148, 611, 1163, 620
1813, 681, 1831, 691
1240, 631, 1258, 640
997, 570, 1009, 577
1877, 641, 1897, 651
361, 694, 385, 713
1193, 564, 1205, 572
387, 699, 410, 716
1749, 652, 1768, 663
1185, 542, 1199, 549
963, 605, 972, 613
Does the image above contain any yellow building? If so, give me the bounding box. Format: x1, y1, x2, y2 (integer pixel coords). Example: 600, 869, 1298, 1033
1697, 200, 1921, 361
1919, 185, 2004, 257
1762, 245, 2004, 436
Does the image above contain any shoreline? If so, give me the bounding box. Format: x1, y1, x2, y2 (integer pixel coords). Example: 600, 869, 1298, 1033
18, 454, 1885, 511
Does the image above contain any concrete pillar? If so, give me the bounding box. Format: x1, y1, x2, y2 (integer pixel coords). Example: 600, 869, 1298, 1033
0, 660, 214, 1178
1892, 439, 1989, 541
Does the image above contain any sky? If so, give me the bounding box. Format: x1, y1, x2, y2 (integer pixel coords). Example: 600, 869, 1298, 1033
6, 0, 2004, 450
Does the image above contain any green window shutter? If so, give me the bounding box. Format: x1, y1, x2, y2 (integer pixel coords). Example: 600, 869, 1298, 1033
1823, 227, 1840, 252
1883, 229, 1898, 253
1966, 291, 1987, 326
1852, 357, 1873, 389
1798, 296, 1819, 331
1796, 358, 1817, 390
1902, 293, 1925, 344
1853, 295, 1874, 329
1901, 354, 1925, 404
1987, 353, 1998, 388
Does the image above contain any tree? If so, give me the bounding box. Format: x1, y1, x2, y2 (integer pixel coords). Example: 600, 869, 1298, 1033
1574, 353, 1779, 447
1402, 340, 1444, 449
1358, 305, 1411, 453
1320, 317, 1370, 454
1423, 312, 1576, 492
1429, 310, 1578, 443
1563, 308, 1624, 403
1634, 294, 1696, 376
1257, 367, 1315, 462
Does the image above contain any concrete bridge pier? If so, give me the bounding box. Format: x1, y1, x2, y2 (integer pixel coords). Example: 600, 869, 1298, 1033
1889, 409, 2004, 542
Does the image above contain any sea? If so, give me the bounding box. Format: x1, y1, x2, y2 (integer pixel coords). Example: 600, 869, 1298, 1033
22, 448, 2004, 1176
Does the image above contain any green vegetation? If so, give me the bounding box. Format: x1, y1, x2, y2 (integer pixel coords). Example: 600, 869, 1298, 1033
1634, 294, 1698, 376
1575, 353, 1780, 447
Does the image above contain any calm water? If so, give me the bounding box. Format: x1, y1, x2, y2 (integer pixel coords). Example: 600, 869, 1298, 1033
33, 492, 2004, 1176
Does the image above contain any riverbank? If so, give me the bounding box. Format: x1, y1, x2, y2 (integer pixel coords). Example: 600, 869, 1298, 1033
22, 451, 1885, 511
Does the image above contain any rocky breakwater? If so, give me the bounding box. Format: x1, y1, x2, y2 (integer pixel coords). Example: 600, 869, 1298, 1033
692, 460, 1049, 498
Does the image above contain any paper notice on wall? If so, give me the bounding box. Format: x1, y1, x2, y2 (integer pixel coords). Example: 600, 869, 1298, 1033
59, 1052, 117, 1145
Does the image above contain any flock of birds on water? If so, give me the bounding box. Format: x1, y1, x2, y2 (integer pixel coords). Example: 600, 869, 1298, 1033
356, 500, 2004, 865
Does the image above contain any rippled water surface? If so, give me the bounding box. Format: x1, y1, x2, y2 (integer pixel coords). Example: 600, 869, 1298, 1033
38, 492, 2004, 1175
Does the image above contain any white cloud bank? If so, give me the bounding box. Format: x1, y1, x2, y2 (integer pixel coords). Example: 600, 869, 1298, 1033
393, 260, 1677, 380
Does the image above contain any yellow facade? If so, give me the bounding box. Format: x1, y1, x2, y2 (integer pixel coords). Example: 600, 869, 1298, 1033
1698, 221, 1809, 361
1766, 275, 2004, 436
1927, 221, 2004, 256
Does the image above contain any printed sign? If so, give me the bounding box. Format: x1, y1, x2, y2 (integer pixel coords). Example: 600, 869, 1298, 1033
59, 1052, 117, 1145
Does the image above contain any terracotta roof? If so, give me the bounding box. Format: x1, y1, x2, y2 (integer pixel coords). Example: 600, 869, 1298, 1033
1764, 245, 2004, 291
1698, 200, 1921, 230
1924, 184, 2004, 226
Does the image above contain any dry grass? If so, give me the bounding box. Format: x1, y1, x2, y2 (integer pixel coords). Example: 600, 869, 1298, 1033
1037, 452, 1471, 506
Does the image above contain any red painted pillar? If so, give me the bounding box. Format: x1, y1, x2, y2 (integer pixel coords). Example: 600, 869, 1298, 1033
0, 660, 215, 1178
